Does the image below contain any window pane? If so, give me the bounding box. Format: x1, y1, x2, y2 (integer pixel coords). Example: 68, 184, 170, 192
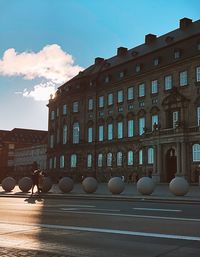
88, 98, 93, 110
128, 87, 134, 100
193, 144, 200, 161
139, 117, 145, 135
117, 122, 123, 139
107, 152, 112, 166
87, 154, 92, 168
139, 83, 145, 97
108, 93, 113, 105
151, 80, 158, 94
128, 120, 134, 137
60, 155, 65, 168
152, 115, 158, 131
180, 71, 188, 86
71, 154, 77, 167
99, 125, 104, 141
165, 75, 172, 90
73, 122, 80, 144
197, 107, 200, 125
148, 148, 154, 164
63, 104, 67, 115
139, 149, 143, 165
98, 96, 104, 108
73, 101, 79, 112
51, 110, 55, 120
128, 151, 134, 166
117, 152, 123, 166
117, 90, 123, 103
196, 67, 200, 82
108, 124, 113, 140
88, 127, 93, 143
63, 125, 67, 144
98, 153, 103, 167
50, 134, 54, 148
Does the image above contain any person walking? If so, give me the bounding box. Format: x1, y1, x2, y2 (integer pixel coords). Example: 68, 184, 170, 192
31, 169, 42, 195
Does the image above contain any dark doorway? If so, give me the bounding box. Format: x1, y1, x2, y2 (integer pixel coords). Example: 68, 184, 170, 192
166, 148, 177, 182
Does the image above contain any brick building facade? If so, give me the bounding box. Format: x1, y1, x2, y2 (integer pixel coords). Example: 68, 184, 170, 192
47, 18, 200, 183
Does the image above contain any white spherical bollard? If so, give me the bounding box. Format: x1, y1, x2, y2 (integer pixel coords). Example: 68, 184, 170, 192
1, 177, 16, 192
41, 177, 52, 193
82, 177, 98, 193
137, 177, 155, 195
59, 177, 74, 193
169, 176, 189, 196
108, 177, 125, 194
18, 177, 33, 192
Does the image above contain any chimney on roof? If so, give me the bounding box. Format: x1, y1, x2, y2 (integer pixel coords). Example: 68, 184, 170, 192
95, 57, 104, 65
179, 17, 192, 29
117, 47, 128, 57
145, 34, 157, 45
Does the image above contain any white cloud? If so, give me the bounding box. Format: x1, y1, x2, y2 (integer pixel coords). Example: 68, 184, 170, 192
0, 44, 83, 84
18, 81, 56, 101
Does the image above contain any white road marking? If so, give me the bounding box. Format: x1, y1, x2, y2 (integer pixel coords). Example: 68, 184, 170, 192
0, 221, 200, 242
61, 208, 120, 212
133, 208, 182, 212
59, 210, 200, 222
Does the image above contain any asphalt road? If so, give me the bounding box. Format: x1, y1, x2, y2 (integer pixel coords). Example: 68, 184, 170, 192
0, 196, 200, 257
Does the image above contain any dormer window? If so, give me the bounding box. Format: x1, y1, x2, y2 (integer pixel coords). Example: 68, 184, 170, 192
174, 50, 181, 59
105, 76, 110, 83
136, 64, 141, 73
119, 71, 125, 78
153, 58, 159, 66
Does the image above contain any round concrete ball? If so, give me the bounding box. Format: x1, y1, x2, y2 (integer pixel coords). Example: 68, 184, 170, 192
59, 177, 74, 193
137, 177, 155, 195
82, 177, 98, 193
41, 177, 52, 193
108, 177, 125, 195
169, 177, 189, 196
18, 177, 33, 192
1, 177, 16, 192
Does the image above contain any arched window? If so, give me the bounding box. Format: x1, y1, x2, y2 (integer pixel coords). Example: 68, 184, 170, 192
148, 147, 154, 164
193, 144, 200, 162
117, 152, 123, 166
107, 152, 112, 167
128, 151, 134, 166
139, 149, 143, 165
73, 122, 80, 144
63, 125, 67, 144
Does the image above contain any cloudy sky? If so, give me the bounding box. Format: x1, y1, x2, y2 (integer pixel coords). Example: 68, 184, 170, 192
0, 0, 200, 131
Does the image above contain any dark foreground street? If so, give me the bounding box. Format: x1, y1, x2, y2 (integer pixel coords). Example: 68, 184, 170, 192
0, 196, 200, 257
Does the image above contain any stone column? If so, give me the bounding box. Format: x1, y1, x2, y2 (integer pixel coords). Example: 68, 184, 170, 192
181, 142, 186, 177
153, 145, 157, 174
152, 144, 161, 183
176, 142, 181, 175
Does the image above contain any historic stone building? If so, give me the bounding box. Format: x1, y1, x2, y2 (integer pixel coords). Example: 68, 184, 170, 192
0, 128, 47, 180
47, 17, 200, 183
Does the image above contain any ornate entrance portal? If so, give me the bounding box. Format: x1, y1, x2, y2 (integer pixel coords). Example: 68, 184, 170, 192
166, 148, 177, 182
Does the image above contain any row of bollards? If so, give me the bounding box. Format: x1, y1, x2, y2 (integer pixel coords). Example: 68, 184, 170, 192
0, 176, 190, 196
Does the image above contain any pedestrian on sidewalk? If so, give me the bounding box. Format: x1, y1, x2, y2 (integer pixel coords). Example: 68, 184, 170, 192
31, 169, 42, 195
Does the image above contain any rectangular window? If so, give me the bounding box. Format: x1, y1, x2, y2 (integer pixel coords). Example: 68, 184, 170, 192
148, 148, 154, 164
180, 71, 188, 86
136, 64, 141, 72
98, 125, 104, 141
88, 98, 93, 111
153, 58, 159, 66
63, 125, 67, 144
128, 120, 134, 137
152, 115, 158, 131
88, 127, 93, 143
73, 101, 79, 112
197, 107, 200, 125
71, 154, 77, 168
172, 111, 179, 128
151, 80, 158, 94
108, 93, 113, 106
73, 122, 80, 144
107, 153, 112, 167
117, 90, 123, 103
105, 76, 109, 83
108, 123, 113, 140
53, 157, 57, 169
50, 134, 54, 148
50, 110, 55, 120
164, 75, 172, 90
139, 83, 145, 97
128, 87, 134, 100
196, 67, 200, 82
87, 154, 92, 168
63, 104, 67, 115
98, 96, 104, 108
139, 117, 145, 135
97, 153, 103, 167
119, 71, 124, 78
139, 149, 143, 165
128, 151, 134, 166
117, 122, 123, 139
56, 107, 59, 117
174, 50, 181, 59
60, 155, 65, 168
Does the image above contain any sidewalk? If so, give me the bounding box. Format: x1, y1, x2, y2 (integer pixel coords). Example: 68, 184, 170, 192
0, 183, 199, 203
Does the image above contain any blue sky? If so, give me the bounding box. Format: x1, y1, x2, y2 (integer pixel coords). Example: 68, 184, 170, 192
0, 0, 200, 131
